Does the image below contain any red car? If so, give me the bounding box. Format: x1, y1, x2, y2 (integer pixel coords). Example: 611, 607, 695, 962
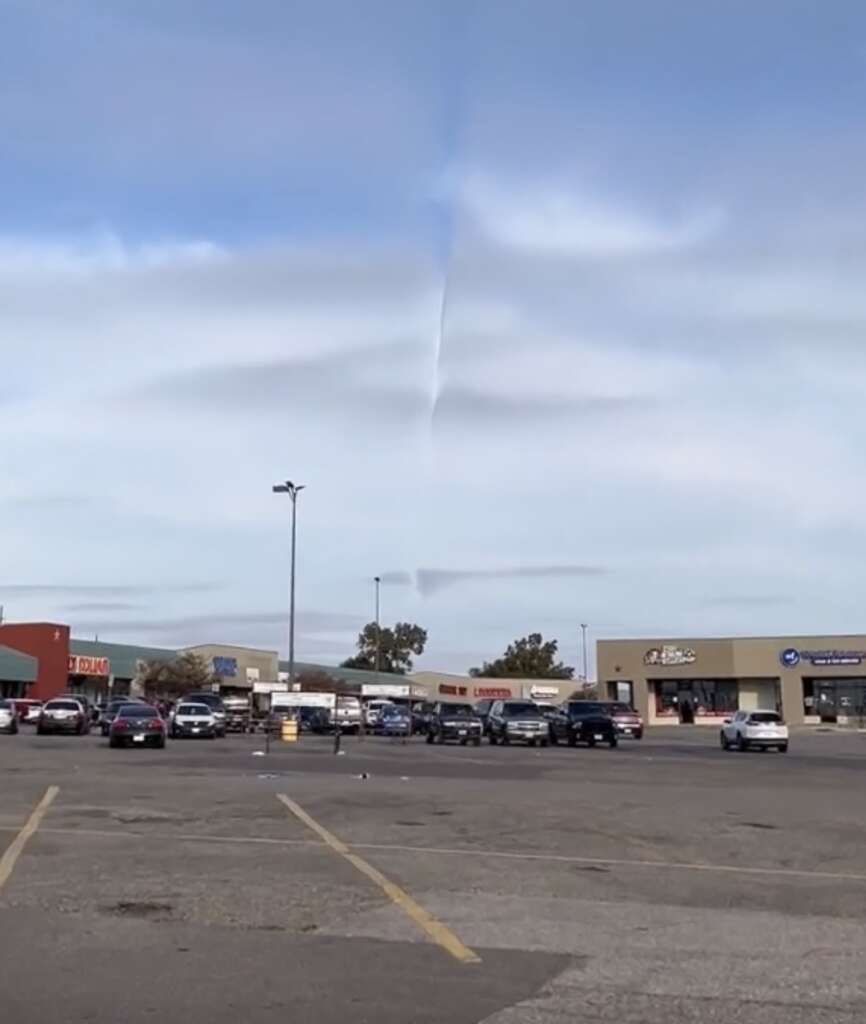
109, 704, 167, 749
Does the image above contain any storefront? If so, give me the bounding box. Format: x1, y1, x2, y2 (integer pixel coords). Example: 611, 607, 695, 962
597, 635, 866, 727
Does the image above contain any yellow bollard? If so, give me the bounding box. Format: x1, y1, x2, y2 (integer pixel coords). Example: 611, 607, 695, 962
281, 717, 299, 743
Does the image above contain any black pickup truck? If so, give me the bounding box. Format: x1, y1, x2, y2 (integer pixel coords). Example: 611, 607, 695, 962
549, 702, 618, 748
425, 702, 484, 746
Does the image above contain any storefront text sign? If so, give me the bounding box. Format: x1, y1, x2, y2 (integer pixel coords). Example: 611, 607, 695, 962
68, 655, 110, 676
213, 656, 238, 677
780, 648, 866, 668
473, 686, 512, 699
643, 645, 697, 667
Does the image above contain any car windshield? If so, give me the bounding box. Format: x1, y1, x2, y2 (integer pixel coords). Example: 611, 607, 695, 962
381, 706, 407, 717
47, 700, 81, 711
503, 702, 540, 716
610, 703, 635, 714
443, 704, 474, 716
749, 712, 782, 723
120, 706, 158, 718
568, 703, 607, 716
0, 699, 10, 709
177, 705, 210, 716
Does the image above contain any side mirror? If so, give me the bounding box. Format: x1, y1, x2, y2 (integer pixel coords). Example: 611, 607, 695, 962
723, 718, 731, 725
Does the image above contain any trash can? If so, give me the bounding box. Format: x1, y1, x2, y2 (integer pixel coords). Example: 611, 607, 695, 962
281, 718, 299, 743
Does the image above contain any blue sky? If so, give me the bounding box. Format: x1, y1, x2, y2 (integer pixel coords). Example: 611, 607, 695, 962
3, 2, 866, 674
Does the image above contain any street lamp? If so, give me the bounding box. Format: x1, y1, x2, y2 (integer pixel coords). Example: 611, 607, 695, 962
374, 576, 381, 677
580, 623, 589, 684
272, 481, 305, 691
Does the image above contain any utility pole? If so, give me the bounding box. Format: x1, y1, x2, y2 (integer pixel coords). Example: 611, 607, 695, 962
272, 480, 305, 691
581, 618, 589, 684
374, 576, 381, 676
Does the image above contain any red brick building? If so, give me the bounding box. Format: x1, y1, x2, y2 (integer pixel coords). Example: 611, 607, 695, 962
0, 622, 70, 700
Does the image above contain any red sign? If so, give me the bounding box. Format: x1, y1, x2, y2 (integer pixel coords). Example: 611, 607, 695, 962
439, 684, 469, 696
473, 686, 511, 699
68, 655, 110, 677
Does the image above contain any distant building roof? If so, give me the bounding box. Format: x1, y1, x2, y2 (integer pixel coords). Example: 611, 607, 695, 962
70, 639, 177, 679
0, 644, 38, 683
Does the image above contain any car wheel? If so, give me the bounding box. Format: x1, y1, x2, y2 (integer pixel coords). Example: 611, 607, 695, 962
550, 731, 559, 746
488, 733, 497, 745
37, 725, 45, 736
528, 738, 537, 747
634, 730, 643, 740
472, 737, 481, 747
109, 737, 118, 748
778, 743, 788, 753
720, 731, 730, 750
540, 739, 549, 748
609, 736, 618, 749
501, 733, 510, 745
588, 737, 596, 748
426, 731, 434, 744
737, 734, 748, 752
156, 738, 166, 749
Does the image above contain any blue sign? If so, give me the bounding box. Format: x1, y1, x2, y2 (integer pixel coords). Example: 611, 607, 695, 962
780, 647, 865, 668
213, 656, 238, 677
780, 648, 800, 668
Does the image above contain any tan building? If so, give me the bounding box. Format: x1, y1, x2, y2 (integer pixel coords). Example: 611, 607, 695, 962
597, 635, 866, 726
409, 671, 575, 704
180, 644, 279, 692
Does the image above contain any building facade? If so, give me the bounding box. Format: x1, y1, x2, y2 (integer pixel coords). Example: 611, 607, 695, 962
597, 635, 866, 726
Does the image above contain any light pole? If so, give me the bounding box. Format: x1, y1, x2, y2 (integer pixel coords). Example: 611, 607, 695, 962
272, 480, 305, 691
374, 576, 381, 677
580, 623, 589, 684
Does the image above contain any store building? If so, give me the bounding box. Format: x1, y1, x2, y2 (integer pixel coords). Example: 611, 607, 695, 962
181, 644, 279, 693
597, 635, 866, 726
408, 671, 575, 704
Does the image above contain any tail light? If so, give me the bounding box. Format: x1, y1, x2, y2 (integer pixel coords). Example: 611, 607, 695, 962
147, 720, 163, 730
113, 720, 129, 730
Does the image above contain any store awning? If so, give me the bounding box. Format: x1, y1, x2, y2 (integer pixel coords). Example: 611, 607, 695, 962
0, 644, 38, 683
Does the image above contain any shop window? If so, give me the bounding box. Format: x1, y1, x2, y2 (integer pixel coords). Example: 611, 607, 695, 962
654, 680, 739, 718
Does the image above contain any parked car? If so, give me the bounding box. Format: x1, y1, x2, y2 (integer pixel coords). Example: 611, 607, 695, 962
37, 698, 91, 735
364, 699, 394, 729
600, 702, 644, 739
334, 696, 363, 734
109, 704, 167, 748
549, 702, 618, 748
11, 698, 42, 723
100, 698, 145, 736
57, 693, 96, 722
721, 710, 788, 752
412, 701, 436, 735
183, 693, 227, 736
487, 700, 550, 747
169, 702, 217, 739
426, 703, 483, 745
474, 699, 496, 735
378, 703, 412, 737
0, 699, 19, 735
222, 696, 251, 733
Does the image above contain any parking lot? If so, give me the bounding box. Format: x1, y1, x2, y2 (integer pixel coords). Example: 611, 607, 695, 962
2, 727, 866, 1023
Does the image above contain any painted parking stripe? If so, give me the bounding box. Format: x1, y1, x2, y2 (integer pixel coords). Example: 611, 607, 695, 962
0, 786, 59, 892
277, 793, 481, 964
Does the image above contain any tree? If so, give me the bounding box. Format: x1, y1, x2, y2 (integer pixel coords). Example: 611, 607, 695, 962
341, 621, 428, 674
138, 652, 217, 698
296, 669, 338, 693
469, 633, 574, 679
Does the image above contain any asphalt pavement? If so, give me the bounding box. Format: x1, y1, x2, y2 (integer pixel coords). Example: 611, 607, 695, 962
2, 725, 866, 1022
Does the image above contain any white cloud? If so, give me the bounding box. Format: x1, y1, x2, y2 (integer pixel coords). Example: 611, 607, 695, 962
455, 171, 724, 255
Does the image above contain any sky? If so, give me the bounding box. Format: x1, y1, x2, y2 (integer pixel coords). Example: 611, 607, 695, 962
3, 1, 866, 676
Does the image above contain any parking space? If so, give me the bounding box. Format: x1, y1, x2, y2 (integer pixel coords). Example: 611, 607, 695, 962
2, 728, 866, 1022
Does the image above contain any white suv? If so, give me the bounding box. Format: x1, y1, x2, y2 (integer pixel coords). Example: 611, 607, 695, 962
721, 710, 788, 753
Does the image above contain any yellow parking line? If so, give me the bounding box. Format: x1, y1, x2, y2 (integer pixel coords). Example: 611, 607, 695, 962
277, 793, 481, 965
0, 786, 59, 892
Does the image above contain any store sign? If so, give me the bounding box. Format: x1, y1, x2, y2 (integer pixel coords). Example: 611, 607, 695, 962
362, 683, 410, 698
473, 686, 512, 699
253, 681, 288, 694
212, 656, 238, 677
439, 684, 468, 696
529, 685, 559, 699
67, 655, 110, 677
780, 647, 866, 668
246, 667, 260, 683
643, 645, 697, 667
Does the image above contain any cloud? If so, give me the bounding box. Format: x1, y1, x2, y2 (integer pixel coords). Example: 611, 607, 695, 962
383, 565, 610, 596
701, 596, 795, 609
0, 583, 222, 597
455, 171, 724, 256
